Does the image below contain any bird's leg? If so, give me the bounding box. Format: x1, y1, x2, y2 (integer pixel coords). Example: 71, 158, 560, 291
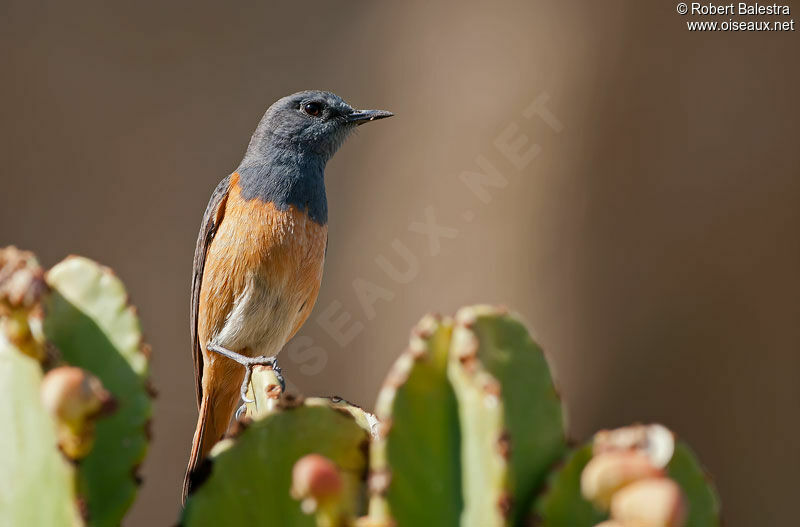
206, 343, 285, 403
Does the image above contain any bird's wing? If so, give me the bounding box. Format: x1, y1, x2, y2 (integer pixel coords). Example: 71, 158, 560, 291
190, 174, 231, 409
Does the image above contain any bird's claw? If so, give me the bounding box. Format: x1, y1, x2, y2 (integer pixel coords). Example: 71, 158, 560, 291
238, 355, 282, 403
207, 344, 284, 405
272, 364, 286, 392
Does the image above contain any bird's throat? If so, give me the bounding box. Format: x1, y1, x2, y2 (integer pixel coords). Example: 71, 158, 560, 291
236, 150, 328, 225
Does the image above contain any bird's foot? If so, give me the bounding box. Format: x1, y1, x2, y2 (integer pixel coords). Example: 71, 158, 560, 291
240, 355, 285, 402
207, 344, 285, 403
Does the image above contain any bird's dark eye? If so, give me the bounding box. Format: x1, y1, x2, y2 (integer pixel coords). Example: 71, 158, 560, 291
303, 102, 323, 117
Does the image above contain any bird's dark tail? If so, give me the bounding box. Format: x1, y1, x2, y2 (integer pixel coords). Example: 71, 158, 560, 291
182, 395, 210, 504
182, 386, 239, 504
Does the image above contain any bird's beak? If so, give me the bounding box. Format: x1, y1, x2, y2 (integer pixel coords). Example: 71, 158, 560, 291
347, 109, 394, 125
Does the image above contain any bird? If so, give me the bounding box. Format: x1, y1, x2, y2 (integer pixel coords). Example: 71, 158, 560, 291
183, 90, 392, 501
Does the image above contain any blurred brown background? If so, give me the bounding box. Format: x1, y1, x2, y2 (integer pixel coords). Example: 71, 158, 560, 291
2, 1, 798, 525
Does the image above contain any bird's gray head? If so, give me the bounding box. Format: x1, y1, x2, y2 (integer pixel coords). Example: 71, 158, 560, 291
241, 90, 392, 165
236, 90, 392, 225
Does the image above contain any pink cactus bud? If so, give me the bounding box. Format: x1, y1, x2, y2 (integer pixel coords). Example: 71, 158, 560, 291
610, 477, 687, 527
0, 247, 47, 310
0, 247, 49, 360
40, 366, 115, 459
354, 517, 394, 527
291, 454, 343, 505
581, 451, 664, 509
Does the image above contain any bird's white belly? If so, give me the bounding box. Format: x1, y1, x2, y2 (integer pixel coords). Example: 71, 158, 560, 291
212, 272, 302, 357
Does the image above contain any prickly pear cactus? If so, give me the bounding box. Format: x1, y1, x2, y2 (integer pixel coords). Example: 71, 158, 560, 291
182, 401, 369, 527
369, 314, 462, 526
44, 256, 152, 527
0, 338, 83, 527
448, 305, 566, 526
175, 305, 720, 527
1, 247, 723, 527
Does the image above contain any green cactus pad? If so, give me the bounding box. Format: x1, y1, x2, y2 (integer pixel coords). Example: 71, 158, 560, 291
448, 306, 566, 526
306, 396, 379, 438
370, 314, 462, 526
667, 443, 721, 527
531, 445, 607, 526
533, 442, 721, 527
182, 404, 369, 527
242, 365, 379, 437
0, 339, 82, 527
44, 256, 151, 527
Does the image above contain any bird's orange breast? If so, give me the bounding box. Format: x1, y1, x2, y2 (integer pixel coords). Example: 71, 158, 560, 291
198, 173, 328, 353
